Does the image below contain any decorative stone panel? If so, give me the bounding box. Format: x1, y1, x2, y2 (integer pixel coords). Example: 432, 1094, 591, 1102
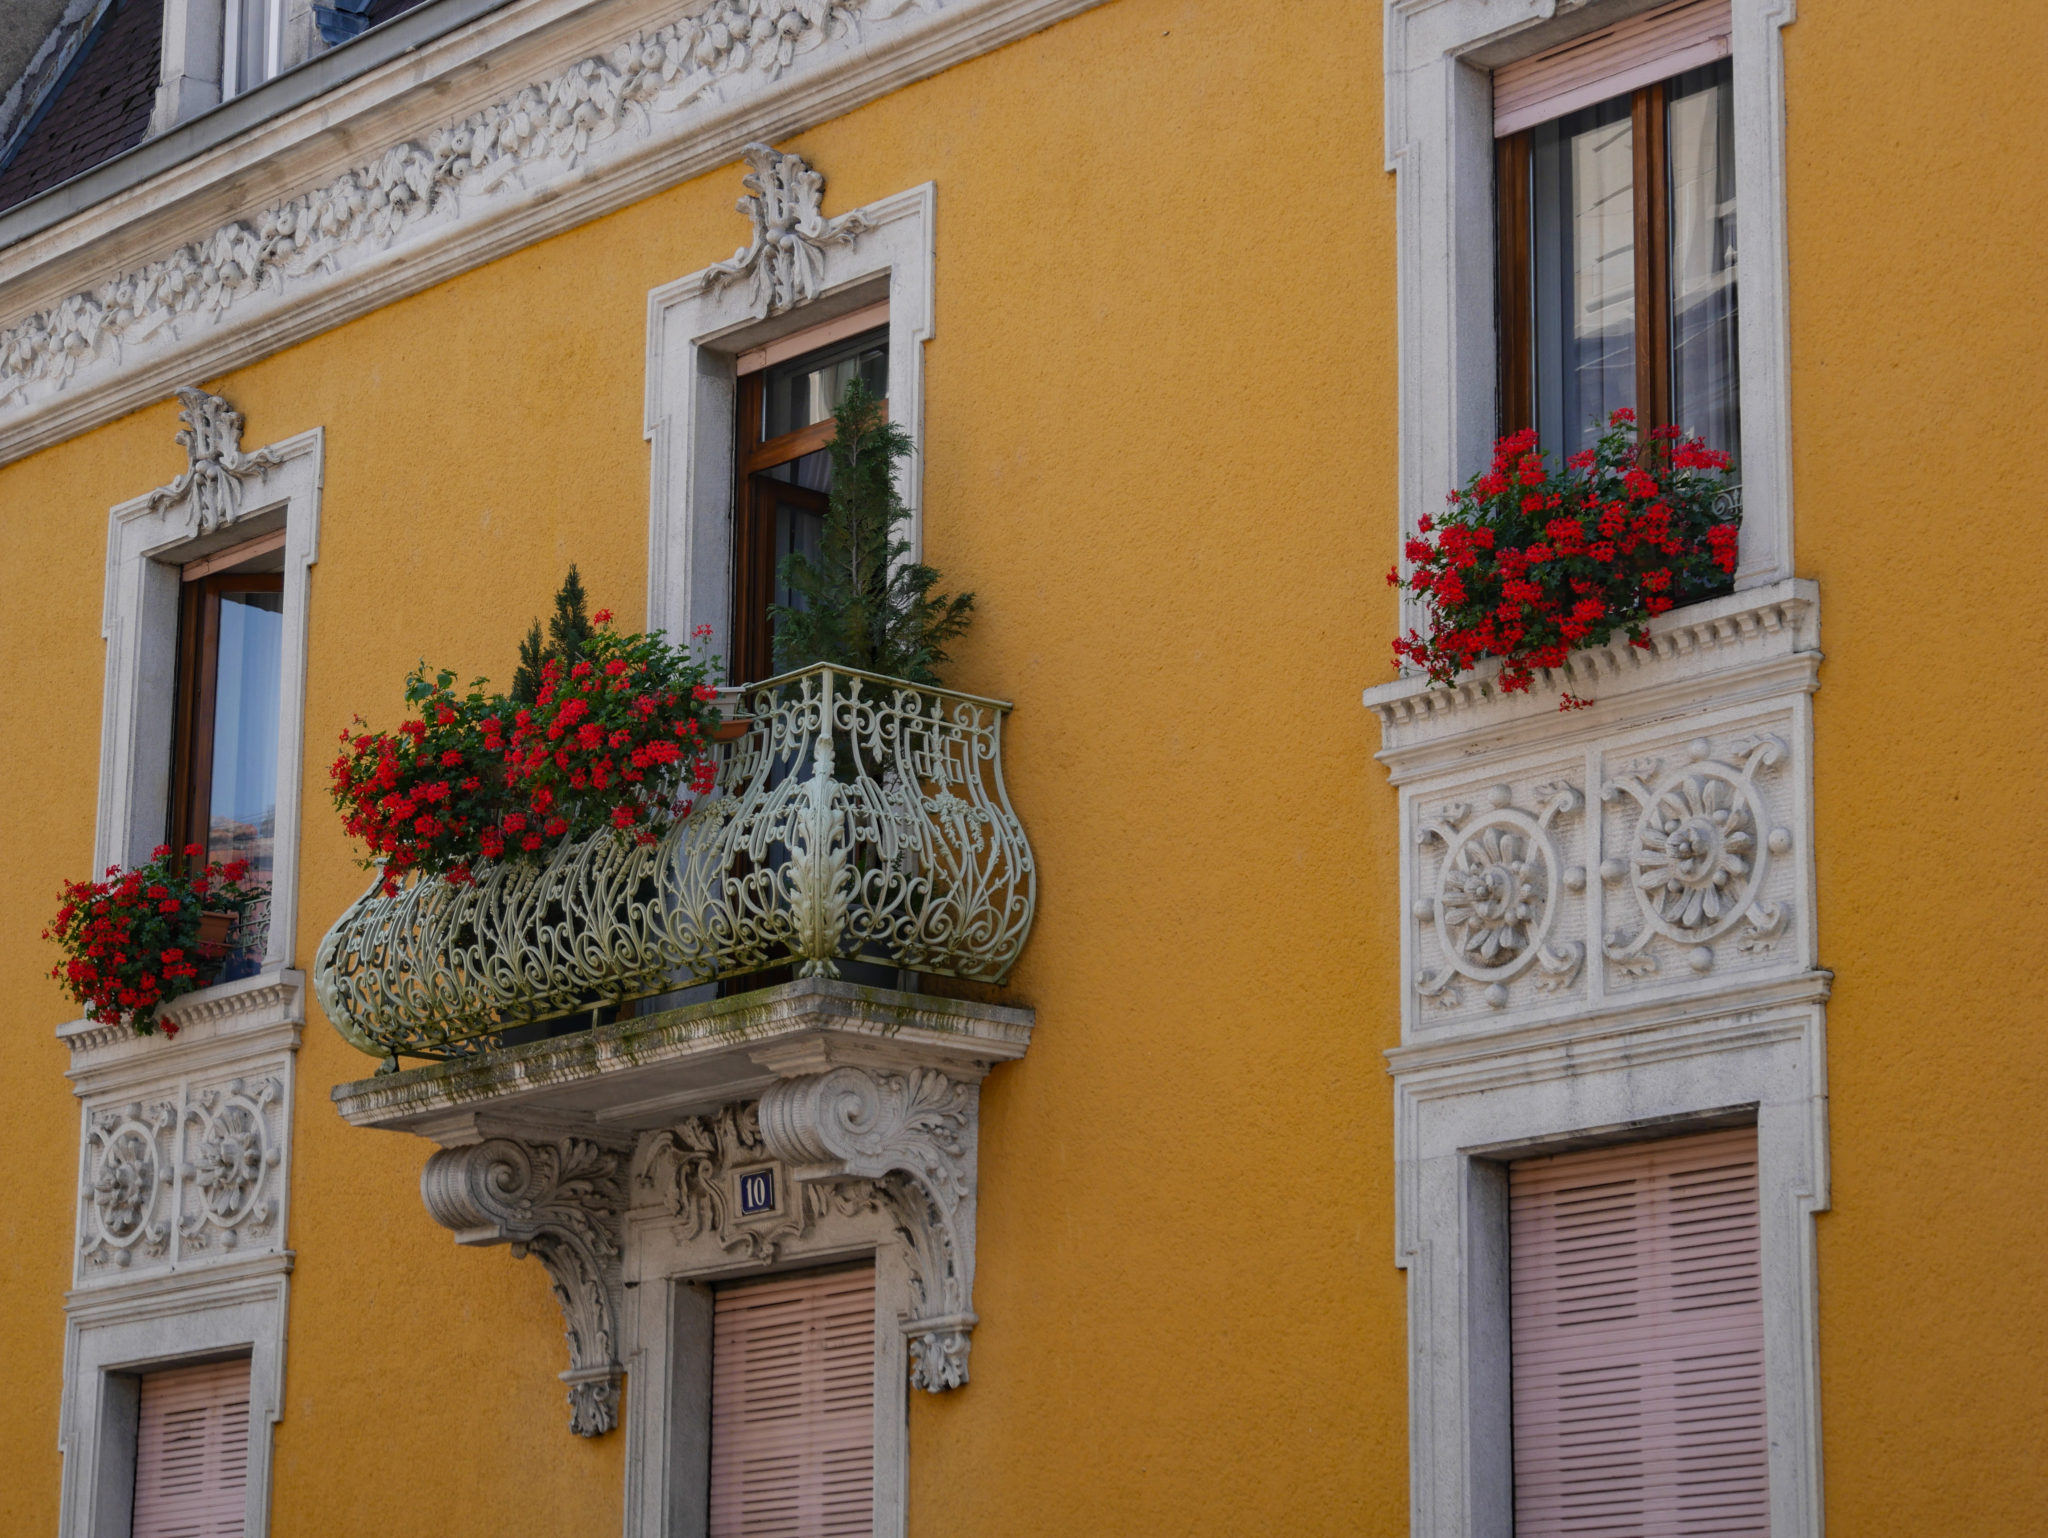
64, 972, 302, 1288
1365, 580, 1821, 1043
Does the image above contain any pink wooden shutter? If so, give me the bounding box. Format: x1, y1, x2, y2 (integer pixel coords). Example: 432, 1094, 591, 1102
709, 1264, 876, 1538
1494, 0, 1732, 136
1509, 1127, 1767, 1537
132, 1357, 252, 1538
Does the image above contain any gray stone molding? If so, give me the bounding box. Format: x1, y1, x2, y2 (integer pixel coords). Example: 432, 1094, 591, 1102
143, 386, 283, 534
421, 1136, 631, 1436
758, 1065, 981, 1391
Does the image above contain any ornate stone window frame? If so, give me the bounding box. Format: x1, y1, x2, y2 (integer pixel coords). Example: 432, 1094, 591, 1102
643, 150, 934, 653
55, 390, 320, 1538
1364, 580, 1830, 1537
1384, 0, 1798, 638
97, 387, 323, 973
57, 970, 305, 1538
1390, 996, 1826, 1538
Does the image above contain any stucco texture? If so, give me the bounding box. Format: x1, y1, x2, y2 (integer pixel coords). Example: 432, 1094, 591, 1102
1785, 2, 2048, 1531
2, 0, 2043, 1533
0, 1, 1404, 1533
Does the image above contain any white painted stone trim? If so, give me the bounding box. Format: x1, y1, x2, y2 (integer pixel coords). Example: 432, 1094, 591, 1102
623, 1112, 930, 1538
644, 176, 934, 653
0, 0, 1104, 466
1389, 987, 1828, 1538
96, 394, 321, 974
56, 972, 304, 1538
1383, 0, 1798, 639
59, 1254, 292, 1538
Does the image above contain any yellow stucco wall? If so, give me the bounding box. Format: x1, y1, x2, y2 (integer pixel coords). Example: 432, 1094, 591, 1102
0, 0, 2041, 1533
1786, 3, 2048, 1532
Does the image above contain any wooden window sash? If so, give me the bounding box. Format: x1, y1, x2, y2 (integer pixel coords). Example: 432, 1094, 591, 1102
1498, 81, 1680, 440
731, 356, 888, 684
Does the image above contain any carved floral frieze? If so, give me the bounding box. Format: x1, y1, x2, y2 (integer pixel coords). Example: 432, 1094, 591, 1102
0, 1, 931, 409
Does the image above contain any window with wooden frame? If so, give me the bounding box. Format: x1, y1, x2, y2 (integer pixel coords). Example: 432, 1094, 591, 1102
732, 304, 889, 684
1495, 0, 1739, 466
170, 530, 286, 963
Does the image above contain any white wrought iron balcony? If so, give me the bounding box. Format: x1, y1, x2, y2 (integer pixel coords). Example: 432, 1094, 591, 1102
313, 663, 1036, 1066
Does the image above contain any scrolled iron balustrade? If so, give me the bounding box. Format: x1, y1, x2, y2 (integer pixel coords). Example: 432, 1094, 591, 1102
313, 664, 1035, 1062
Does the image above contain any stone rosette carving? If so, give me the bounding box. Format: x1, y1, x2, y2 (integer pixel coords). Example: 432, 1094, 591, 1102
179, 1077, 282, 1252
758, 1066, 981, 1392
0, 1, 932, 406
420, 1137, 629, 1436
81, 1102, 175, 1268
1415, 782, 1586, 1011
1601, 735, 1793, 976
145, 388, 281, 534
703, 143, 870, 318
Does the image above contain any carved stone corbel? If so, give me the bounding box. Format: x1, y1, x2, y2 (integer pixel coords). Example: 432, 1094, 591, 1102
757, 1066, 982, 1391
420, 1137, 628, 1435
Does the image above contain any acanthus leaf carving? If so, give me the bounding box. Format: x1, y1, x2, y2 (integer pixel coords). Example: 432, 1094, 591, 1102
757, 1066, 981, 1392
420, 1137, 628, 1436
638, 1099, 853, 1262
145, 388, 281, 534
702, 143, 871, 318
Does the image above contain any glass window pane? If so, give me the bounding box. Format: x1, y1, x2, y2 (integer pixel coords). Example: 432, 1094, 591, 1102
762, 330, 888, 440
1531, 94, 1635, 459
1667, 60, 1740, 463
771, 493, 826, 615
208, 588, 283, 893
232, 0, 273, 96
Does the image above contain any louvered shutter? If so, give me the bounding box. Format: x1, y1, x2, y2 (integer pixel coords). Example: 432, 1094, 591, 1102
1509, 1127, 1768, 1537
709, 1264, 876, 1538
1493, 0, 1732, 136
132, 1357, 252, 1538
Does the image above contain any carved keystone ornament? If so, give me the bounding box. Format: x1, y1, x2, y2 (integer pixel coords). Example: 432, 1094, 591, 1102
421, 1066, 988, 1435
702, 142, 869, 318
145, 387, 281, 534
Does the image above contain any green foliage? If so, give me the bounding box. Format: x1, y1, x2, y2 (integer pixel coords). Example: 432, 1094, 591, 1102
511, 565, 595, 703
770, 382, 975, 684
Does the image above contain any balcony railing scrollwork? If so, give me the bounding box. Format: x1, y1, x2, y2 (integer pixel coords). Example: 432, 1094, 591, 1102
313, 664, 1035, 1063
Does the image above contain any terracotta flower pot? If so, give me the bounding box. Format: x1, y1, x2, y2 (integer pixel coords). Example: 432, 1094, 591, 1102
196, 909, 237, 959
709, 716, 753, 743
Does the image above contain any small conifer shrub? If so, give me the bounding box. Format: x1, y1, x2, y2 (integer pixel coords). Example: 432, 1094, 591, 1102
770, 382, 974, 684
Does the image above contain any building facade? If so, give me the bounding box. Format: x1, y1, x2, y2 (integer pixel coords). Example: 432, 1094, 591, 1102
0, 0, 2041, 1534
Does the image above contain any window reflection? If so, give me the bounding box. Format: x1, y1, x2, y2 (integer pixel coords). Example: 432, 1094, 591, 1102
1667, 61, 1740, 463
1531, 95, 1636, 458
207, 587, 283, 894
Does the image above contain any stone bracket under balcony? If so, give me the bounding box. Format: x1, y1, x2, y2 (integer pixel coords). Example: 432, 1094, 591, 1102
332, 978, 1033, 1434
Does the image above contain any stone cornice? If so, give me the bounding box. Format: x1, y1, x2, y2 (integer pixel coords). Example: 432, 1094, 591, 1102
1362, 578, 1821, 781
60, 969, 306, 1095
0, 0, 1108, 466
330, 977, 1033, 1138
